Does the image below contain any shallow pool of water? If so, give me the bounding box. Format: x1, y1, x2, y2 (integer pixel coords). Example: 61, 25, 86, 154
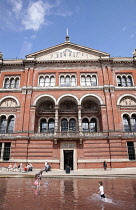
0, 177, 136, 210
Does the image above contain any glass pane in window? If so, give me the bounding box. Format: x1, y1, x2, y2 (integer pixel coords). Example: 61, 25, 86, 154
0, 116, 6, 133
91, 75, 97, 86
122, 77, 127, 87
61, 119, 68, 131
69, 119, 76, 131
40, 119, 47, 133
66, 76, 70, 86
39, 77, 44, 87
127, 76, 133, 87
117, 76, 121, 86
71, 76, 76, 86
131, 115, 136, 132
60, 76, 65, 86
81, 76, 85, 86
4, 78, 10, 88
7, 116, 14, 133
90, 118, 97, 132
123, 115, 131, 132
50, 76, 55, 86
15, 78, 19, 88
82, 119, 89, 132
127, 142, 135, 160
86, 75, 91, 86
3, 143, 11, 161
10, 78, 15, 88
45, 77, 50, 87
48, 119, 55, 133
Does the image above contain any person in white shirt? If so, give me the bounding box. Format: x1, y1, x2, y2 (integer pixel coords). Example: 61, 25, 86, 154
98, 181, 105, 198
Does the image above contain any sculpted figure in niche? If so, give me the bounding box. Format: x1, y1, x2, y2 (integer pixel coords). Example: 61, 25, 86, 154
38, 101, 54, 112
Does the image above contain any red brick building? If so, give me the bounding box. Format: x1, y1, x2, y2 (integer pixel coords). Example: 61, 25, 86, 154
0, 36, 136, 170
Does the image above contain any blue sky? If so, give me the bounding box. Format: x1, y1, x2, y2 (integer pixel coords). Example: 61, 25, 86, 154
0, 0, 136, 59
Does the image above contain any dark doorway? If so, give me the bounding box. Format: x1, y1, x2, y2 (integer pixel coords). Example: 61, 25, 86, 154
64, 150, 73, 170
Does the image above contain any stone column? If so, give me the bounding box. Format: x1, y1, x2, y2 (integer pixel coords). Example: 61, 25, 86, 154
0, 143, 4, 160
78, 105, 82, 132
55, 105, 59, 132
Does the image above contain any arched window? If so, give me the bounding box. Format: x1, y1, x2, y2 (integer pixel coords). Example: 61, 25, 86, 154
4, 78, 10, 89
123, 115, 131, 132
127, 76, 133, 87
39, 76, 44, 87
81, 76, 85, 86
122, 76, 127, 87
48, 119, 55, 133
82, 118, 89, 132
69, 119, 76, 131
50, 76, 55, 86
71, 76, 76, 86
131, 114, 136, 132
45, 76, 50, 87
0, 116, 6, 133
10, 78, 15, 88
40, 119, 47, 133
90, 118, 97, 132
117, 76, 122, 86
91, 75, 97, 86
15, 78, 19, 88
66, 76, 70, 86
86, 75, 91, 86
60, 76, 65, 86
61, 119, 68, 131
7, 116, 15, 133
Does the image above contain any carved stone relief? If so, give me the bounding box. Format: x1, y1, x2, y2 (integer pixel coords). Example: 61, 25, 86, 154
120, 97, 136, 106
0, 99, 17, 107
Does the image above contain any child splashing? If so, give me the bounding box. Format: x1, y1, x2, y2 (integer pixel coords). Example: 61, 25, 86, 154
98, 181, 105, 198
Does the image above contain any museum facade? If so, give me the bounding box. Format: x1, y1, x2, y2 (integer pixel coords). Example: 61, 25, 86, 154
0, 36, 136, 169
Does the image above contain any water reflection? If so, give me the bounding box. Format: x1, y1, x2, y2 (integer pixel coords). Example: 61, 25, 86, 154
0, 177, 136, 210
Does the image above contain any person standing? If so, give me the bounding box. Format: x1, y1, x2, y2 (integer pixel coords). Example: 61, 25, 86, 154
98, 181, 105, 198
103, 161, 107, 170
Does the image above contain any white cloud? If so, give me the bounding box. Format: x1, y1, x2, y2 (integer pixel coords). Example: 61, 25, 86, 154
22, 1, 51, 31
122, 26, 126, 32
9, 0, 23, 17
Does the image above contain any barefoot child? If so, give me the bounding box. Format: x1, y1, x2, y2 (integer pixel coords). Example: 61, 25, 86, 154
98, 181, 105, 198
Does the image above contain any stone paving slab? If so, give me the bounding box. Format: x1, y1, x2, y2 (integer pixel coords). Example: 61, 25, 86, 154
0, 167, 136, 178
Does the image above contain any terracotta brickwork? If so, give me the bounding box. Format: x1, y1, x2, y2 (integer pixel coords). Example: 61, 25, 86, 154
0, 40, 136, 169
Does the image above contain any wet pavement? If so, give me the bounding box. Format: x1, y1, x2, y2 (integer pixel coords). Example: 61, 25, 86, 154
0, 167, 136, 178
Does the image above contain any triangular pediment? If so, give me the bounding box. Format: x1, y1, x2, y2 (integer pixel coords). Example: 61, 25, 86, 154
26, 41, 110, 61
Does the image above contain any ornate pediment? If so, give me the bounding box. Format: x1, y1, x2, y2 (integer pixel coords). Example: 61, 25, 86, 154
26, 41, 110, 61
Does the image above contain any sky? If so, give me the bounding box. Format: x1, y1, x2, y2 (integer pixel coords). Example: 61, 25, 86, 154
0, 0, 136, 59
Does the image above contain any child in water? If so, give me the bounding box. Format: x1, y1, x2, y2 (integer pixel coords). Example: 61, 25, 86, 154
98, 181, 105, 198
34, 174, 40, 187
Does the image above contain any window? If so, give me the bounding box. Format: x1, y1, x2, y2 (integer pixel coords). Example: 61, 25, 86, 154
48, 119, 55, 133
82, 119, 89, 132
3, 77, 20, 89
0, 142, 11, 161
39, 75, 55, 87
40, 119, 47, 133
0, 115, 15, 133
60, 75, 76, 87
90, 118, 97, 132
61, 118, 76, 131
40, 118, 55, 133
7, 116, 15, 133
82, 118, 97, 132
116, 75, 133, 87
61, 119, 68, 131
69, 119, 76, 131
123, 115, 131, 132
80, 74, 97, 86
127, 142, 135, 160
0, 116, 6, 133
123, 114, 136, 132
